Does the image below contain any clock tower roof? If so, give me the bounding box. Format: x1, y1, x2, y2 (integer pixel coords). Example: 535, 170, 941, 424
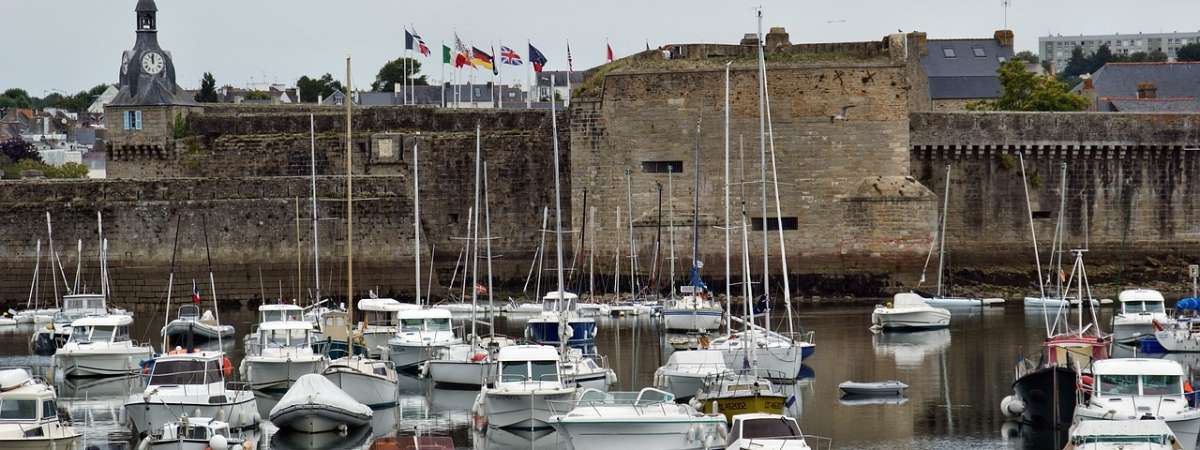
111, 0, 195, 106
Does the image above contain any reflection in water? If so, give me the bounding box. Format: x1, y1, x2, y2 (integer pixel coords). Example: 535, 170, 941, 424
270, 424, 374, 450
872, 329, 952, 369
471, 426, 562, 450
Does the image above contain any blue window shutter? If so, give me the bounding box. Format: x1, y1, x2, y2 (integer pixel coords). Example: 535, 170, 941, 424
135, 111, 142, 130
123, 111, 130, 130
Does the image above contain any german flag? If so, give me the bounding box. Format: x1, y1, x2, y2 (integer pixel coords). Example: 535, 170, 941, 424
471, 47, 494, 70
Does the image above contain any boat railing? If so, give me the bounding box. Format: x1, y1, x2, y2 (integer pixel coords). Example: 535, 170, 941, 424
803, 435, 834, 450
546, 387, 679, 417
487, 372, 564, 389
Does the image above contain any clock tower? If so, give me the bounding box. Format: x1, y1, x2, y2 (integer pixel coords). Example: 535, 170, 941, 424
105, 0, 200, 175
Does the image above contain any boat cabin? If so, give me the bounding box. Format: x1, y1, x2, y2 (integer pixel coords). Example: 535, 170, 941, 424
398, 308, 454, 334
256, 321, 315, 352
67, 315, 134, 344
357, 297, 411, 328
161, 417, 233, 443
892, 293, 933, 309
728, 414, 807, 446
1067, 420, 1178, 449
258, 304, 304, 323
0, 369, 59, 423
147, 352, 226, 387
1091, 358, 1185, 398
541, 291, 579, 313
1043, 335, 1110, 367
56, 293, 108, 322
496, 345, 561, 384
1119, 289, 1167, 315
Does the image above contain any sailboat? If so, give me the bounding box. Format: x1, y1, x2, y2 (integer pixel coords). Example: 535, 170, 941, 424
706, 22, 814, 379
911, 165, 1004, 308
320, 56, 399, 408
1003, 163, 1111, 431
661, 121, 723, 333
12, 240, 56, 325
474, 75, 578, 429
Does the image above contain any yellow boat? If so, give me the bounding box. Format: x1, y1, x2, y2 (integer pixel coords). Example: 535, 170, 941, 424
693, 372, 788, 422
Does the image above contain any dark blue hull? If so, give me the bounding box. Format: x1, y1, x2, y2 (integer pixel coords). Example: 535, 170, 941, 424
525, 319, 597, 344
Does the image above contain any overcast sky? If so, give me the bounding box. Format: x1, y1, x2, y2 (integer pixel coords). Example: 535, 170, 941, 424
6, 0, 1200, 95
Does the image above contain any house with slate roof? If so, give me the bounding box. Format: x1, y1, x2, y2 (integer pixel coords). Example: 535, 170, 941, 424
920, 30, 1016, 110
1076, 62, 1200, 112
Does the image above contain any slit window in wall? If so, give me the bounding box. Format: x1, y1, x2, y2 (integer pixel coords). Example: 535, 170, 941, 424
449, 214, 459, 224
752, 217, 799, 231
641, 161, 684, 174
1031, 211, 1052, 219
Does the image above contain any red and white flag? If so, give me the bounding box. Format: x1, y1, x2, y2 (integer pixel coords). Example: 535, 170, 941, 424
191, 280, 201, 305
606, 43, 614, 62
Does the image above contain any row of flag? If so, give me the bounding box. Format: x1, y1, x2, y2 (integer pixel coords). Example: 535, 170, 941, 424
403, 28, 616, 75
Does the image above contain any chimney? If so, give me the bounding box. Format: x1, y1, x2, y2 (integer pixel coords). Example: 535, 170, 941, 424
740, 33, 758, 46
765, 27, 791, 49
1081, 78, 1097, 110
994, 30, 1015, 48
1137, 82, 1157, 99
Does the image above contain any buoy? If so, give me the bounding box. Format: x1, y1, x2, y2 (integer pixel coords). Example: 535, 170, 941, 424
1001, 395, 1025, 418
208, 434, 229, 450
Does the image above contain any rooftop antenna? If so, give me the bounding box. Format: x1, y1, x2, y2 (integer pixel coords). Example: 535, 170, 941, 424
1002, 0, 1011, 29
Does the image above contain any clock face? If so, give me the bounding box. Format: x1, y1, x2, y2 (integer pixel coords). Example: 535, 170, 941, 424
141, 52, 165, 75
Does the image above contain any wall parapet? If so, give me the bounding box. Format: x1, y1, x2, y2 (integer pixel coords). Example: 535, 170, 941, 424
911, 112, 1200, 149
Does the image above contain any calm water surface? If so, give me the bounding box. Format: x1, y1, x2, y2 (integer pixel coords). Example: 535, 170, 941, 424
0, 302, 1153, 450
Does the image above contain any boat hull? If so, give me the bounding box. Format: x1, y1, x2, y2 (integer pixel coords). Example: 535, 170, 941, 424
699, 393, 787, 422
323, 367, 397, 408
270, 404, 372, 433
361, 331, 393, 358
871, 309, 950, 330
1157, 329, 1200, 353
1076, 410, 1200, 450
427, 360, 495, 387
388, 342, 450, 371
662, 309, 723, 332
242, 357, 327, 392
1113, 319, 1163, 345
477, 389, 575, 429
525, 319, 597, 345
550, 418, 726, 450
0, 436, 81, 450
55, 349, 151, 377
717, 345, 813, 379
162, 320, 234, 344
655, 372, 708, 402
123, 390, 259, 436
1011, 365, 1076, 429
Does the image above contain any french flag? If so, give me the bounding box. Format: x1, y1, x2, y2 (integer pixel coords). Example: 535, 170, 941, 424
192, 280, 201, 305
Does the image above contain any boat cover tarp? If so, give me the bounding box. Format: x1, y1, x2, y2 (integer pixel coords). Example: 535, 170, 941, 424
270, 373, 371, 418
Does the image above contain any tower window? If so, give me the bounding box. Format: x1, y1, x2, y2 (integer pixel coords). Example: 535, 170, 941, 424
123, 111, 143, 130
751, 217, 798, 231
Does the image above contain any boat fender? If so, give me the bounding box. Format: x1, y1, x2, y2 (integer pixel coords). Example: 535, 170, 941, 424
1000, 395, 1024, 417
471, 352, 488, 362
209, 434, 229, 450
1080, 375, 1094, 391
222, 357, 234, 378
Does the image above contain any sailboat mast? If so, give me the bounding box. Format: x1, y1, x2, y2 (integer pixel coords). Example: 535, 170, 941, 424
550, 76, 568, 355
46, 213, 60, 307
483, 162, 496, 337
936, 164, 950, 297
692, 120, 701, 285
759, 39, 795, 337
668, 167, 676, 300
471, 125, 482, 339
295, 197, 302, 302
724, 63, 732, 336
309, 114, 321, 304
414, 142, 422, 306
345, 56, 354, 339
756, 9, 771, 328
73, 240, 81, 295
625, 169, 637, 298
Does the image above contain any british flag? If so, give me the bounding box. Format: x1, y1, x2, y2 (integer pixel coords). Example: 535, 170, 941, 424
500, 46, 523, 66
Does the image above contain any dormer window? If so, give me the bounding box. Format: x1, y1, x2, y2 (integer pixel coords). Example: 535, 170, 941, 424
942, 48, 956, 58
972, 47, 986, 57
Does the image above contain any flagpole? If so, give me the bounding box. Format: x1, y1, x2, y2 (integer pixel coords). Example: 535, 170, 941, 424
527, 40, 533, 109
496, 44, 503, 110
441, 41, 446, 108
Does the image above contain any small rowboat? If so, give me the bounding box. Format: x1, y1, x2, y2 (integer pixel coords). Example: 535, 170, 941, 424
838, 380, 908, 397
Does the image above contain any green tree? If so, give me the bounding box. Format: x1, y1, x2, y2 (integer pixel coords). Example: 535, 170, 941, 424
195, 72, 218, 103
968, 60, 1088, 112
53, 162, 89, 178
1087, 44, 1114, 73
0, 89, 32, 109
371, 57, 427, 92
244, 90, 271, 100
1061, 46, 1089, 78
1148, 50, 1169, 62
0, 138, 39, 162
1013, 51, 1039, 64
1178, 43, 1200, 61
296, 74, 343, 103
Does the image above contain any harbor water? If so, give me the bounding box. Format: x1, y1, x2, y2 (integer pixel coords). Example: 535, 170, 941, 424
0, 302, 1138, 449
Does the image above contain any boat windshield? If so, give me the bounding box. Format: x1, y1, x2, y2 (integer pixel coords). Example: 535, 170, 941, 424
183, 425, 210, 440
1074, 435, 1169, 445
1142, 375, 1183, 395
1099, 375, 1139, 396
742, 418, 803, 439
531, 361, 558, 382
429, 318, 451, 331
149, 359, 222, 386
400, 319, 424, 332
0, 399, 37, 420
499, 361, 559, 383
363, 311, 395, 327
263, 329, 309, 348
1123, 301, 1165, 314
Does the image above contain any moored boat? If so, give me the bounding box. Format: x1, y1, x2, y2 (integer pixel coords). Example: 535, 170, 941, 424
240, 320, 326, 392
548, 387, 728, 450
122, 351, 259, 436
653, 349, 729, 402
1074, 358, 1200, 450
141, 416, 247, 450
473, 344, 576, 429
161, 304, 235, 346
725, 413, 826, 450
54, 314, 152, 377
270, 373, 372, 433
871, 293, 951, 331
1064, 419, 1182, 450
387, 308, 461, 371
1114, 289, 1174, 345
0, 368, 80, 450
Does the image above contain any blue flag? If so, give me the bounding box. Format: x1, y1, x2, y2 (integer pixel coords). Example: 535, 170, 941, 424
404, 30, 414, 50
528, 44, 548, 73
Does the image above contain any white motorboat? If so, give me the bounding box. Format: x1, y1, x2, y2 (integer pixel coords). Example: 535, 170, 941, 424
1023, 296, 1101, 308
425, 335, 515, 388
161, 305, 235, 345
725, 413, 825, 450
653, 349, 729, 402
838, 380, 908, 397
1158, 319, 1200, 353
122, 351, 259, 436
270, 373, 372, 433
662, 286, 724, 332
560, 348, 616, 392
871, 293, 951, 330
548, 387, 728, 450
920, 294, 1005, 307
31, 293, 115, 356
1065, 419, 1183, 450
692, 370, 789, 421
142, 416, 246, 450
501, 301, 544, 315
0, 368, 80, 450
12, 309, 56, 325
244, 303, 306, 351
322, 355, 398, 408
1114, 289, 1175, 344
1075, 358, 1200, 450
473, 344, 577, 429
54, 314, 152, 377
240, 320, 326, 392
525, 291, 598, 345
387, 307, 461, 371
356, 296, 416, 358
